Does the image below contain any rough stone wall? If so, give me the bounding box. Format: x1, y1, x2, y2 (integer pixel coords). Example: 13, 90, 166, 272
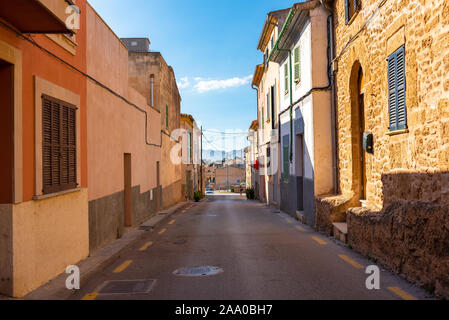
347, 201, 449, 298
333, 0, 449, 208
315, 194, 356, 234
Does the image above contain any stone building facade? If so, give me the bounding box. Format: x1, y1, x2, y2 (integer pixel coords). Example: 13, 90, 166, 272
316, 0, 449, 296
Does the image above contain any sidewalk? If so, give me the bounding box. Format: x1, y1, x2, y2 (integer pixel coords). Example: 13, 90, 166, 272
23, 201, 191, 300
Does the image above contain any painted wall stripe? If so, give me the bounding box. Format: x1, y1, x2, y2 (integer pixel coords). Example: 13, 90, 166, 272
388, 287, 418, 300
311, 236, 327, 245
113, 260, 133, 273
338, 254, 364, 269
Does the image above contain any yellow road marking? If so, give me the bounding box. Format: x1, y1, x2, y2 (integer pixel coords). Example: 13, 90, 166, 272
338, 254, 364, 269
139, 241, 153, 251
113, 260, 133, 273
388, 287, 418, 300
168, 219, 176, 225
311, 236, 327, 245
285, 219, 294, 224
158, 228, 167, 235
296, 226, 305, 232
81, 292, 99, 300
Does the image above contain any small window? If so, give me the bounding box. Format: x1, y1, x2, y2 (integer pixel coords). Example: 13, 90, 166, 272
345, 0, 359, 24
284, 63, 289, 94
388, 46, 407, 131
131, 41, 138, 46
264, 49, 269, 68
294, 46, 301, 83
166, 105, 169, 129
266, 93, 270, 121
150, 75, 154, 106
42, 95, 77, 194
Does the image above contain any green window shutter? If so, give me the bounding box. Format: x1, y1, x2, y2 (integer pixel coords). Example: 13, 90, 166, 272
294, 46, 301, 83
165, 105, 169, 129
388, 46, 407, 131
284, 63, 289, 93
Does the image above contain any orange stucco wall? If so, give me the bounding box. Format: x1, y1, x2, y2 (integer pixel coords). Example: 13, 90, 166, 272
0, 0, 88, 202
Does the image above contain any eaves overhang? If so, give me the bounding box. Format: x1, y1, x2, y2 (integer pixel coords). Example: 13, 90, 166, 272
268, 0, 319, 64
0, 0, 76, 34
251, 64, 264, 88
256, 8, 290, 52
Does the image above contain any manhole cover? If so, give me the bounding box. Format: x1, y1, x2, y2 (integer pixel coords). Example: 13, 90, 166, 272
173, 266, 223, 277
97, 279, 156, 295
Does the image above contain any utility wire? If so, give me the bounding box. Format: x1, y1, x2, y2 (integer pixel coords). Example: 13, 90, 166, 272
0, 20, 162, 148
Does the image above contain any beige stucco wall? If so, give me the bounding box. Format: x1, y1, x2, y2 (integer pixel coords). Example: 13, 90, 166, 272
86, 4, 161, 202
11, 189, 89, 297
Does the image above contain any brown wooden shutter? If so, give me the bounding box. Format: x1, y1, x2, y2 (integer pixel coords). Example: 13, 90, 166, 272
42, 95, 77, 194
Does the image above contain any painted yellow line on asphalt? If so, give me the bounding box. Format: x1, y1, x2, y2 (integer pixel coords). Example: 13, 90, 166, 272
285, 218, 294, 224
311, 236, 327, 245
388, 287, 418, 300
338, 254, 364, 269
296, 226, 305, 232
158, 228, 167, 235
113, 260, 133, 273
139, 241, 153, 251
168, 219, 176, 225
81, 292, 99, 300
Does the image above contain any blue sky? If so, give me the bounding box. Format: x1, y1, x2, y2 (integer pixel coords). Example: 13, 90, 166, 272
88, 0, 296, 150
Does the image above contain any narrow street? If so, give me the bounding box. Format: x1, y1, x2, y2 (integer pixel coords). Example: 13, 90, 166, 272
70, 195, 430, 300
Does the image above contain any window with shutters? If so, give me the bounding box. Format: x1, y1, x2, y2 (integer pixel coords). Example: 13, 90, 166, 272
294, 46, 301, 84
387, 46, 407, 131
42, 95, 77, 194
284, 63, 289, 94
344, 0, 359, 24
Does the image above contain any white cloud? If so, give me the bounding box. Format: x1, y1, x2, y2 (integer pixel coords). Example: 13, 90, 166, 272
177, 75, 253, 93
177, 77, 190, 89
194, 75, 252, 93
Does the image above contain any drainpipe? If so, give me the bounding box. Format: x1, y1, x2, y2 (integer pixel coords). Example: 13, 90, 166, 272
277, 48, 293, 162
324, 6, 338, 194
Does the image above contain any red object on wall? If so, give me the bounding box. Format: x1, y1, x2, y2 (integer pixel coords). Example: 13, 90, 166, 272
253, 160, 259, 170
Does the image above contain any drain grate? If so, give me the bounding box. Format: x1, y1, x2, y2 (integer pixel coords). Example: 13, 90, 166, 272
97, 279, 156, 295
173, 266, 223, 277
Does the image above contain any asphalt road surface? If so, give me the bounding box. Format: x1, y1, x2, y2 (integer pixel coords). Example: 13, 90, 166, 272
70, 194, 432, 300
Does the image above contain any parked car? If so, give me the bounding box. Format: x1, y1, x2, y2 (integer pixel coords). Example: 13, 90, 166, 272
205, 188, 214, 195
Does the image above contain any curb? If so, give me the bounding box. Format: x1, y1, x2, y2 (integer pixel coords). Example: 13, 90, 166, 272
23, 201, 192, 300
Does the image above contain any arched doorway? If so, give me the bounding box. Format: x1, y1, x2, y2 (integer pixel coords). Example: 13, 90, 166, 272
350, 62, 366, 201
